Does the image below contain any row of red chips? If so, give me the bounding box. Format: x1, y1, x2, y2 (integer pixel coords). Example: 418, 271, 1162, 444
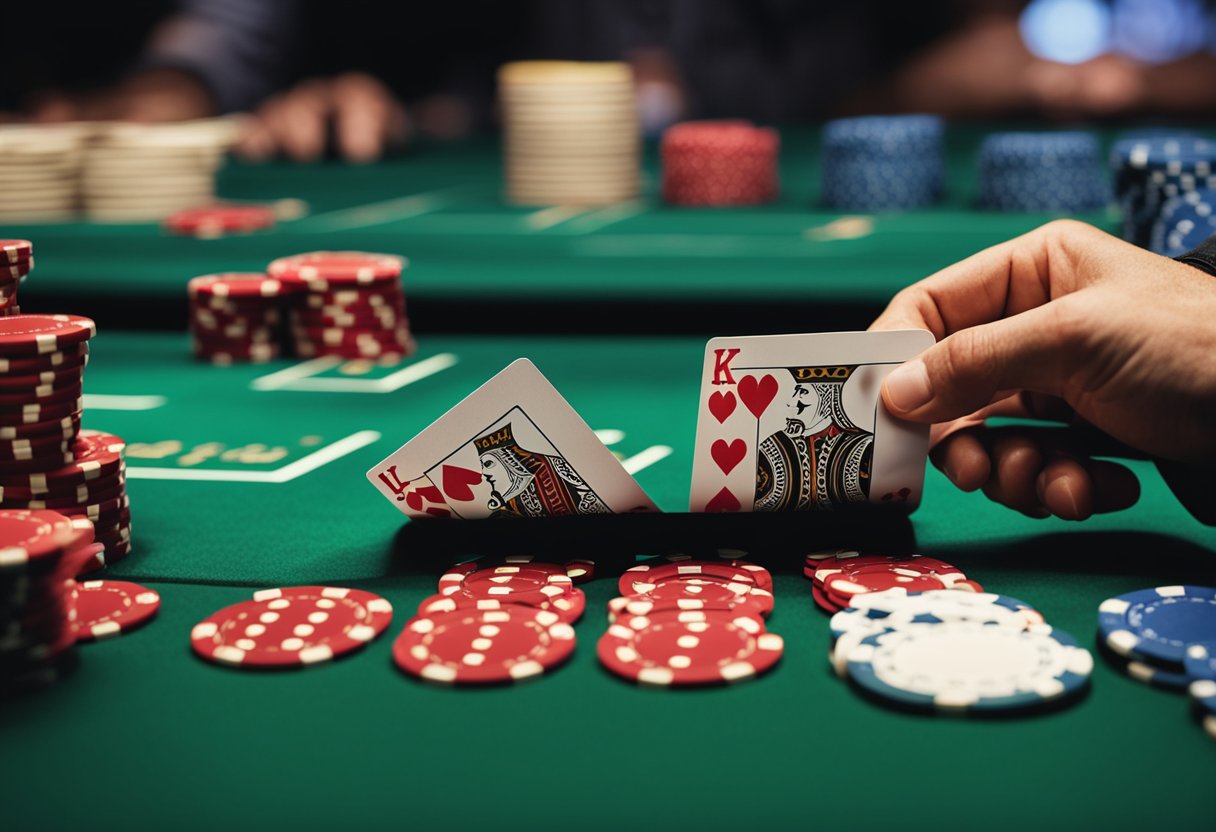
804, 550, 983, 613
661, 121, 780, 206
188, 251, 415, 364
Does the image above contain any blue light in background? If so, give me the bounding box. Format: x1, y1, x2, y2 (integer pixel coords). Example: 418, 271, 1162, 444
1110, 0, 1207, 63
1019, 0, 1112, 63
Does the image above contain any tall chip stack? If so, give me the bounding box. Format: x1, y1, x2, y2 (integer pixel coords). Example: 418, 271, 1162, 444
661, 121, 780, 206
188, 273, 287, 365
820, 115, 944, 211
0, 509, 99, 695
0, 126, 87, 222
978, 132, 1109, 213
81, 119, 241, 222
0, 310, 132, 572
499, 61, 640, 206
1110, 136, 1216, 247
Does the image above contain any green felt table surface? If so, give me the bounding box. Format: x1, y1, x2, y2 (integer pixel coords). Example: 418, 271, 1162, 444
1, 332, 1213, 832
12, 126, 1116, 318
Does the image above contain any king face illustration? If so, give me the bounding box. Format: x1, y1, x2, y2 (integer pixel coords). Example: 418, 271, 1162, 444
475, 422, 611, 518
754, 365, 874, 511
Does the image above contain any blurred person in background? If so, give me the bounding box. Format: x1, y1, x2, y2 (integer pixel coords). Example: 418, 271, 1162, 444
5, 0, 1216, 162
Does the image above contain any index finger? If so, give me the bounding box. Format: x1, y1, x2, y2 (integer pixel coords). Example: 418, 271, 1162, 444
868, 219, 1107, 337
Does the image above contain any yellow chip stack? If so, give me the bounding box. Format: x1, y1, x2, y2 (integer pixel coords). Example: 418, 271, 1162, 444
499, 61, 640, 206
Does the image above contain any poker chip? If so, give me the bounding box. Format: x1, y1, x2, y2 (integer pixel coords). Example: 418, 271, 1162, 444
820, 115, 944, 211
811, 553, 959, 586
843, 623, 1093, 713
268, 251, 406, 287
620, 559, 773, 595
393, 606, 575, 684
72, 580, 160, 641
812, 583, 843, 614
1098, 586, 1216, 667
437, 562, 585, 622
191, 586, 394, 669
164, 203, 277, 238
606, 594, 766, 626
1184, 642, 1216, 682
0, 429, 125, 494
661, 121, 779, 206
1150, 187, 1216, 257
0, 241, 32, 264
0, 344, 88, 375
499, 554, 596, 583
598, 608, 784, 686
1110, 653, 1192, 691
624, 574, 775, 617
188, 273, 298, 300
0, 315, 96, 357
1110, 134, 1216, 246
979, 132, 1109, 212
823, 566, 974, 603
1191, 679, 1216, 718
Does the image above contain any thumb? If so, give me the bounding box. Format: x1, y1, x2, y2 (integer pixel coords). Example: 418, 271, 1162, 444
881, 304, 1076, 423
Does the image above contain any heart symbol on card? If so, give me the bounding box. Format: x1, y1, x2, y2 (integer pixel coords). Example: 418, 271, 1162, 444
704, 486, 742, 513
708, 390, 737, 424
738, 374, 778, 419
711, 439, 746, 475
441, 464, 483, 502
406, 484, 446, 512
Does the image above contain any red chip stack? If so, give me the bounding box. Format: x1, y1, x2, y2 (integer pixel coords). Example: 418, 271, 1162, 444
269, 251, 415, 361
661, 121, 780, 206
0, 509, 100, 694
0, 239, 33, 316
187, 273, 288, 364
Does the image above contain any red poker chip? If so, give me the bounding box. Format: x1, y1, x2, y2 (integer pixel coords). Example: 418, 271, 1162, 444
0, 414, 80, 442
621, 559, 772, 594
436, 562, 584, 621
303, 289, 405, 311
0, 260, 32, 281
0, 240, 33, 264
0, 363, 86, 392
291, 310, 400, 330
0, 451, 74, 474
165, 204, 277, 238
5, 482, 124, 512
58, 492, 129, 523
0, 509, 92, 573
191, 586, 393, 669
0, 397, 83, 427
72, 542, 107, 576
0, 315, 96, 357
392, 606, 575, 685
188, 272, 299, 300
623, 575, 774, 616
497, 554, 595, 584
0, 382, 82, 407
0, 346, 88, 376
72, 580, 160, 642
812, 553, 960, 586
0, 431, 125, 494
822, 566, 969, 602
0, 432, 73, 460
812, 583, 844, 613
268, 251, 406, 288
598, 607, 784, 686
607, 594, 767, 625
415, 591, 583, 623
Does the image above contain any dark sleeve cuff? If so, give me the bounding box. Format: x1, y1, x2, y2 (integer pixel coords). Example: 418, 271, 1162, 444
1173, 234, 1216, 275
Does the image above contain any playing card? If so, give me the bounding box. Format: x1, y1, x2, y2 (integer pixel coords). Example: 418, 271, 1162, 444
689, 330, 935, 513
368, 358, 659, 519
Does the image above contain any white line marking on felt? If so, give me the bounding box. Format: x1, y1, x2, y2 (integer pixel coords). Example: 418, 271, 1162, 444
81, 394, 167, 410
251, 353, 458, 393
526, 205, 588, 230
295, 187, 464, 232
125, 430, 382, 483
620, 445, 673, 475
594, 428, 625, 446
563, 201, 646, 234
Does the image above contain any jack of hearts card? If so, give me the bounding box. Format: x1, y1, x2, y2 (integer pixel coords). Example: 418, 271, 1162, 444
689, 330, 935, 514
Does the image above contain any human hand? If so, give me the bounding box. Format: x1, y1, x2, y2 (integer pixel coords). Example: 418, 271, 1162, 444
236, 72, 408, 163
871, 220, 1216, 520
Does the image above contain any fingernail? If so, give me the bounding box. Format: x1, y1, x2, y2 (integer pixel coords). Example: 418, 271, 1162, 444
883, 360, 932, 413
1043, 475, 1080, 519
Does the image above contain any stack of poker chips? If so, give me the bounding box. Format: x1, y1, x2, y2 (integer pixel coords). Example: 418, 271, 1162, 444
270, 252, 415, 361
1111, 135, 1216, 247
1097, 586, 1216, 741
661, 121, 779, 206
81, 119, 241, 222
1150, 187, 1216, 257
0, 509, 100, 695
392, 556, 593, 684
0, 125, 87, 222
186, 252, 415, 365
978, 131, 1109, 213
825, 585, 1092, 716
0, 239, 33, 316
188, 273, 287, 364
803, 550, 983, 614
499, 61, 641, 206
600, 555, 784, 687
820, 115, 944, 211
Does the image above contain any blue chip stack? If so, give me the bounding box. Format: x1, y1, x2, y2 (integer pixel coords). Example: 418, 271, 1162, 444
820, 115, 944, 211
1150, 187, 1216, 257
1110, 135, 1216, 247
978, 131, 1109, 213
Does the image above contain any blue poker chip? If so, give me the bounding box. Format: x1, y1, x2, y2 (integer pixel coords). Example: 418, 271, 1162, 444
1112, 653, 1192, 692
979, 131, 1109, 213
1190, 678, 1216, 719
1150, 188, 1216, 256
820, 114, 944, 212
843, 622, 1093, 713
829, 589, 1045, 640
1098, 586, 1216, 667
1184, 641, 1216, 682
1110, 134, 1216, 246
